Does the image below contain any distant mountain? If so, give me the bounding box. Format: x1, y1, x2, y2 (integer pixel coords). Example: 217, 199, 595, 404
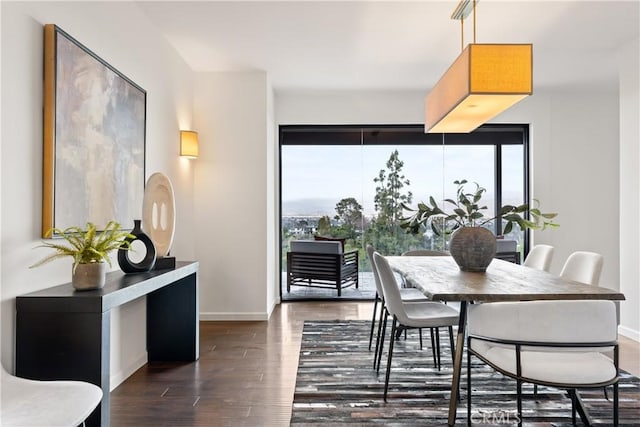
282, 198, 338, 217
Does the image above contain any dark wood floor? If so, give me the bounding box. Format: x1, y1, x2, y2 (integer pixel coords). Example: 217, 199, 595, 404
111, 301, 640, 426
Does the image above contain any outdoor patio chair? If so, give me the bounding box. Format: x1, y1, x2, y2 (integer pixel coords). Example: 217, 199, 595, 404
286, 240, 358, 296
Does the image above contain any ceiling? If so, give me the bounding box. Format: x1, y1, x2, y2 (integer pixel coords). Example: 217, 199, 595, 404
136, 0, 640, 91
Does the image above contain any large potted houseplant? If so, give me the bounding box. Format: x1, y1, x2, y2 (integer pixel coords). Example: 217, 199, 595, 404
30, 221, 134, 290
401, 179, 558, 272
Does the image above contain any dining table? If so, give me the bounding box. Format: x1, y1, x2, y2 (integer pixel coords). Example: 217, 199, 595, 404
386, 255, 626, 426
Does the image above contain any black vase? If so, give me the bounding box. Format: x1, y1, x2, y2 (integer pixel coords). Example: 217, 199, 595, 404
118, 219, 157, 273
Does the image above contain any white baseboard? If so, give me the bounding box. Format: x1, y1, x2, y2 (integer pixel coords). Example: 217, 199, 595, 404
266, 298, 278, 319
619, 325, 640, 342
200, 312, 270, 321
110, 353, 147, 391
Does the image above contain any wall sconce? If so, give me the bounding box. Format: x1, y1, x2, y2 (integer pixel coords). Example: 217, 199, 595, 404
180, 130, 199, 159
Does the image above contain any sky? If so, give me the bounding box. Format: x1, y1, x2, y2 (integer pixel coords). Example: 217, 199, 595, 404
281, 144, 524, 218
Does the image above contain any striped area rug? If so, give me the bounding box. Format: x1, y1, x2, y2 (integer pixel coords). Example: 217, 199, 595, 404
292, 320, 639, 426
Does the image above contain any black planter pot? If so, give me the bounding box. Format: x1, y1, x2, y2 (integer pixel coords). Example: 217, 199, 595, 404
449, 227, 496, 272
118, 219, 157, 273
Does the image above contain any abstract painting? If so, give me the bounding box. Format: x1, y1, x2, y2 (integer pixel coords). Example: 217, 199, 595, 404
42, 24, 146, 237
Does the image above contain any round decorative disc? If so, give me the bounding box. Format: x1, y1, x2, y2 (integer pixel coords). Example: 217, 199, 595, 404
142, 172, 176, 257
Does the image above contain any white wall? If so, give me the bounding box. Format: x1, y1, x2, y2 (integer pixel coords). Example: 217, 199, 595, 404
498, 90, 620, 288
0, 1, 196, 388
277, 90, 425, 124
266, 82, 279, 313
193, 71, 277, 320
275, 86, 636, 338
0, 1, 3, 364
618, 37, 640, 340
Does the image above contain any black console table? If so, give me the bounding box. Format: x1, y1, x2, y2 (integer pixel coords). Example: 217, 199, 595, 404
15, 261, 199, 427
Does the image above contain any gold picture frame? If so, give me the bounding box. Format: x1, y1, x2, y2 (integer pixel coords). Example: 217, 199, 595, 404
43, 24, 146, 237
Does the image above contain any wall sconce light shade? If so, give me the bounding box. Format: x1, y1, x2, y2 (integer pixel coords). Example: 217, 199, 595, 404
425, 44, 532, 133
180, 130, 199, 159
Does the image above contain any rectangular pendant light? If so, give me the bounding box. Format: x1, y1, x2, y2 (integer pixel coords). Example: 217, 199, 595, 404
425, 43, 532, 133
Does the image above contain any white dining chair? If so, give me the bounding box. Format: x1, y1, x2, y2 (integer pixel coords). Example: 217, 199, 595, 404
401, 249, 450, 257
1, 366, 103, 426
560, 251, 604, 285
373, 252, 460, 401
522, 244, 554, 271
366, 245, 430, 368
467, 300, 619, 426
400, 248, 454, 357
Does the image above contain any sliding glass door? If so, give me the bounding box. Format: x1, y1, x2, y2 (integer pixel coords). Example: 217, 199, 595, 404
280, 124, 529, 300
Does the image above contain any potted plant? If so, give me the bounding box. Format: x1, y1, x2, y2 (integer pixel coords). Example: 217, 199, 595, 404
30, 220, 134, 290
400, 179, 558, 272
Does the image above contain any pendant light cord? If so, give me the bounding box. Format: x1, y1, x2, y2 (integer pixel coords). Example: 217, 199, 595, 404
473, 0, 477, 43
460, 0, 478, 52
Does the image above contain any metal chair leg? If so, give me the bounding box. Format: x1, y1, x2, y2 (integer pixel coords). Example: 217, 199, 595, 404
467, 338, 472, 427
435, 327, 442, 371
429, 328, 437, 367
448, 326, 455, 360
384, 317, 398, 401
517, 379, 523, 427
368, 293, 379, 351
614, 382, 619, 426
373, 303, 386, 369
376, 310, 388, 373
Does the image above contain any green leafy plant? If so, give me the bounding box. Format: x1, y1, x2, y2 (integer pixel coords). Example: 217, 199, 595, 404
30, 221, 135, 272
401, 179, 558, 236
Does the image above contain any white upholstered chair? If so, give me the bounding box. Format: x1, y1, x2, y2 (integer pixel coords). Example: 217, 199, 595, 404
1, 367, 103, 427
467, 300, 619, 426
401, 249, 450, 257
366, 245, 428, 365
373, 252, 460, 401
560, 251, 604, 285
522, 244, 554, 271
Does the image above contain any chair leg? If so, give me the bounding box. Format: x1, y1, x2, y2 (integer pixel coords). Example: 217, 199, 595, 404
614, 382, 619, 426
570, 389, 577, 425
517, 379, 523, 427
376, 310, 388, 373
373, 303, 386, 369
467, 339, 472, 427
429, 328, 438, 368
384, 317, 398, 401
368, 294, 379, 351
448, 326, 455, 361
435, 327, 442, 371
603, 385, 609, 401
419, 328, 423, 350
